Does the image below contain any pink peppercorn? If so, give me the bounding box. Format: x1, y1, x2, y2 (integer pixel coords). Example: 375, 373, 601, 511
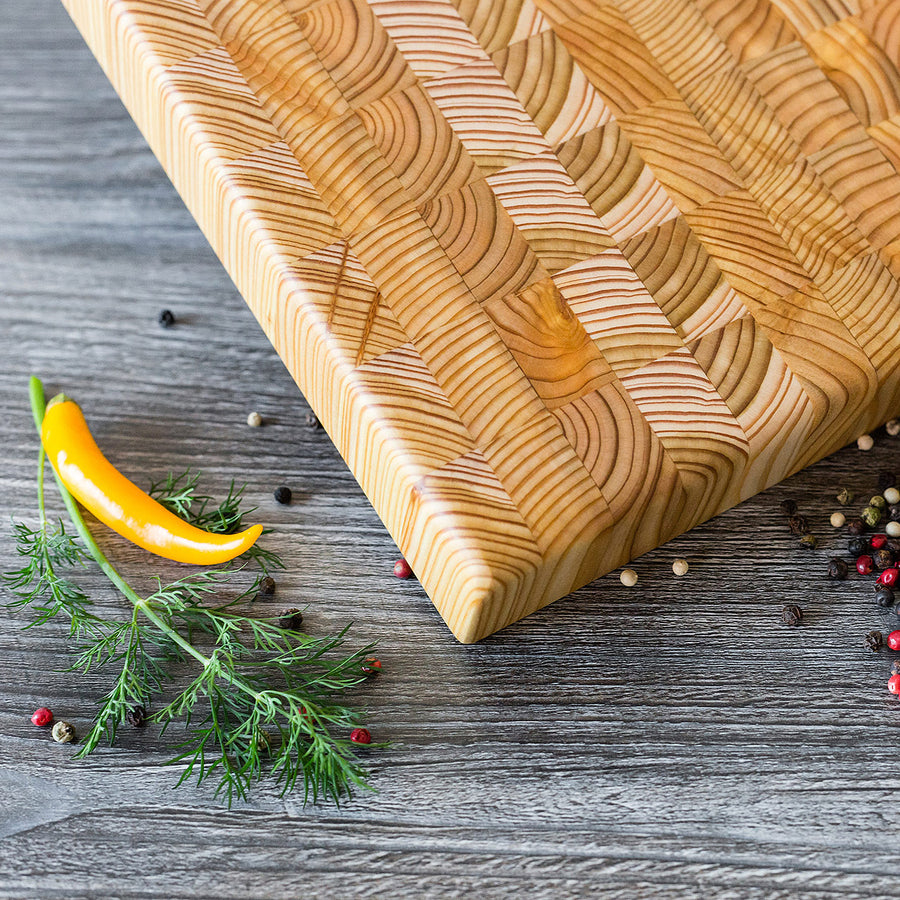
30, 707, 53, 727
889, 674, 900, 695
350, 727, 372, 744
872, 534, 888, 550
857, 555, 875, 575
889, 631, 900, 651
362, 657, 382, 675
878, 567, 900, 587
393, 558, 412, 579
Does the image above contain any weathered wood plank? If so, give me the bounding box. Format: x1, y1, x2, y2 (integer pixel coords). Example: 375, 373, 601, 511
3, 1, 900, 897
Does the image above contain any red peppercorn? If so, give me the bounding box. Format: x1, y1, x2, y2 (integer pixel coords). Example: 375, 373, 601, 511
393, 558, 412, 579
857, 555, 875, 575
878, 567, 900, 587
889, 631, 900, 651
350, 727, 372, 744
889, 674, 900, 695
30, 707, 53, 727
361, 657, 382, 675
871, 534, 888, 550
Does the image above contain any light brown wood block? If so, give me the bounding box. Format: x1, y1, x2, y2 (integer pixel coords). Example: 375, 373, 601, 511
59, 0, 900, 641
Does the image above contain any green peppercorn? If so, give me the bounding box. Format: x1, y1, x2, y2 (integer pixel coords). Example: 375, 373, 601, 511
870, 495, 888, 510
862, 505, 883, 528
836, 488, 855, 506
798, 534, 818, 549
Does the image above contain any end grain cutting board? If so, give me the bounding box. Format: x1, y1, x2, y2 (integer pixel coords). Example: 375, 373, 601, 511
60, 0, 900, 641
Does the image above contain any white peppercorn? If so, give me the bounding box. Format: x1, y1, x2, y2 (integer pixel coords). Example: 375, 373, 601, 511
830, 511, 846, 528
858, 433, 875, 451
672, 559, 689, 576
247, 411, 263, 427
51, 721, 76, 744
619, 568, 638, 587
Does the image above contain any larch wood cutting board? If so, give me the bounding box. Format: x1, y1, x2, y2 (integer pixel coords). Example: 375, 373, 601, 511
59, 0, 900, 641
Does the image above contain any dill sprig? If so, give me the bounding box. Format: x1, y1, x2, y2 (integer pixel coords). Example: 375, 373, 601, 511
147, 469, 284, 573
3, 377, 383, 806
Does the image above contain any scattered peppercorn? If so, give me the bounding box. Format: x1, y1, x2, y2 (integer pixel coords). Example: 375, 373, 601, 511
361, 657, 382, 676
672, 558, 689, 576
257, 575, 276, 597
886, 487, 900, 506
887, 418, 900, 437
848, 536, 870, 557
875, 547, 895, 570
157, 309, 175, 328
779, 498, 798, 516
305, 412, 321, 430
893, 659, 900, 675
862, 505, 883, 528
620, 568, 638, 587
858, 433, 875, 451
857, 555, 875, 575
889, 504, 900, 522
878, 568, 899, 588
872, 534, 888, 550
871, 495, 888, 511
30, 707, 53, 727
866, 630, 885, 651
888, 522, 900, 538
878, 472, 897, 492
781, 604, 803, 626
874, 585, 895, 608
51, 721, 76, 743
888, 674, 900, 695
278, 608, 304, 631
827, 557, 848, 580
836, 487, 855, 506
788, 514, 810, 535
393, 558, 413, 579
830, 511, 846, 528
350, 727, 372, 745
273, 485, 292, 505
125, 706, 146, 728
247, 411, 263, 428
846, 517, 867, 536
799, 534, 818, 549
888, 631, 900, 651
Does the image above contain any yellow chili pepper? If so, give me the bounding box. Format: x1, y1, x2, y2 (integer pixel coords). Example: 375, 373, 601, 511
40, 394, 263, 565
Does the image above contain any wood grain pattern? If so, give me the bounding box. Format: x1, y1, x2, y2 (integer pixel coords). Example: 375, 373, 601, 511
58, 0, 900, 642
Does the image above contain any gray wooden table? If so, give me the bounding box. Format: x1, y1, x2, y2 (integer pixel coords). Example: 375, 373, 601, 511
3, 2, 900, 897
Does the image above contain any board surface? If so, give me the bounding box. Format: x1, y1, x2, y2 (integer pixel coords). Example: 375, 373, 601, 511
60, 0, 900, 641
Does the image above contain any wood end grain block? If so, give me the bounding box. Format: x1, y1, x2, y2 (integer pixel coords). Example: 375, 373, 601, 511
59, 0, 900, 641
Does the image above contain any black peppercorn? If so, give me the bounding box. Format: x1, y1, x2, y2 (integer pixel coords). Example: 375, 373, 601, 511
278, 608, 304, 630
273, 485, 292, 505
158, 309, 175, 328
788, 514, 810, 535
893, 659, 900, 675
874, 547, 895, 570
848, 536, 870, 557
865, 630, 885, 651
875, 584, 896, 607
126, 706, 146, 728
887, 538, 900, 555
846, 517, 867, 535
878, 471, 897, 492
781, 604, 803, 626
889, 504, 900, 522
257, 575, 276, 597
305, 412, 321, 430
780, 498, 798, 516
826, 557, 848, 580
